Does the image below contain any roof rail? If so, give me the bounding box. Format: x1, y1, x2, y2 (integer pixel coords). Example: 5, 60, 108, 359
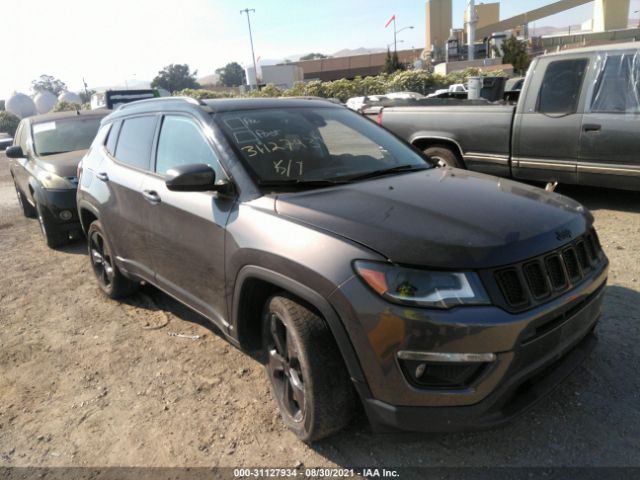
116, 96, 210, 111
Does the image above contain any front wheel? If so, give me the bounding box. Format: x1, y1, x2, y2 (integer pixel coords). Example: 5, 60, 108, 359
263, 295, 356, 442
423, 145, 464, 168
36, 201, 69, 248
13, 181, 36, 218
87, 220, 139, 299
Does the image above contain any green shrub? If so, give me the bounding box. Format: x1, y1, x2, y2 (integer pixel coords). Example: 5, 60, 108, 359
170, 69, 506, 103
175, 88, 234, 100
0, 111, 20, 136
52, 101, 82, 112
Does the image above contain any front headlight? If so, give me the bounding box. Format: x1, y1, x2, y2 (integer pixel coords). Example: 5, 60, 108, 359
36, 169, 76, 189
353, 260, 491, 309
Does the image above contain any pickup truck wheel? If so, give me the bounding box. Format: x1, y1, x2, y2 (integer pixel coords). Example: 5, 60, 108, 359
263, 295, 356, 442
13, 181, 36, 218
423, 145, 463, 168
35, 202, 69, 248
87, 221, 139, 299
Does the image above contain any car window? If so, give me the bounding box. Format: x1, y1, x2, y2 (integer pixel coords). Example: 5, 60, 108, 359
537, 59, 588, 114
591, 54, 640, 113
114, 116, 157, 170
14, 123, 26, 151
32, 116, 103, 156
216, 107, 429, 185
105, 120, 121, 156
155, 115, 222, 177
318, 119, 385, 159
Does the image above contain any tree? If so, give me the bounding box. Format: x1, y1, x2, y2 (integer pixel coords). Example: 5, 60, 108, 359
381, 48, 404, 74
500, 36, 531, 75
219, 62, 247, 87
0, 111, 20, 136
151, 64, 200, 93
31, 74, 68, 96
299, 53, 328, 61
78, 89, 96, 104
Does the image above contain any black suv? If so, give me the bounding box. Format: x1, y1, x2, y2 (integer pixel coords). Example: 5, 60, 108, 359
8, 110, 108, 247
77, 97, 608, 441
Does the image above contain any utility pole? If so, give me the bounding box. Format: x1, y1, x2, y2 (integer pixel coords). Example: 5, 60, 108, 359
240, 8, 258, 89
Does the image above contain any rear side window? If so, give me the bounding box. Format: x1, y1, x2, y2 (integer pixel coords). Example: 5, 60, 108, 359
114, 116, 157, 170
105, 121, 121, 155
155, 115, 222, 176
537, 59, 588, 114
591, 54, 640, 113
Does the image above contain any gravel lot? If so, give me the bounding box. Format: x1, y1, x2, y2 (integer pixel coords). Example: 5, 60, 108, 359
0, 151, 639, 471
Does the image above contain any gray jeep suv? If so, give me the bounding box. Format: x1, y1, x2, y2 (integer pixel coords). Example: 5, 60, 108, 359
77, 97, 608, 441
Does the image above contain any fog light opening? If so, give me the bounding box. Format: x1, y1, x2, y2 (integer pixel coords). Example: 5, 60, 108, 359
398, 351, 496, 389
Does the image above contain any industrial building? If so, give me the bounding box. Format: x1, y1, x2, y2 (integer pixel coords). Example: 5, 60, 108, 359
277, 1, 636, 84
425, 0, 636, 64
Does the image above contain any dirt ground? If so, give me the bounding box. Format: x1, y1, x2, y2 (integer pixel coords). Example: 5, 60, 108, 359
1, 151, 639, 470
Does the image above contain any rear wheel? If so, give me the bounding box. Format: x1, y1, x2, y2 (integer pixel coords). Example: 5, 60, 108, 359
423, 145, 463, 168
263, 295, 356, 442
13, 181, 36, 218
87, 220, 139, 299
36, 201, 69, 248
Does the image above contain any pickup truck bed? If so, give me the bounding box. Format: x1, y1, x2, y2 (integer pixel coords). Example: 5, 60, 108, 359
381, 104, 515, 178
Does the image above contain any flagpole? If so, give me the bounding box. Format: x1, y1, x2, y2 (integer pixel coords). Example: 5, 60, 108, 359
393, 17, 397, 53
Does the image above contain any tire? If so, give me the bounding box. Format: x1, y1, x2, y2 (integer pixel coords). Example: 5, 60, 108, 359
423, 145, 464, 168
35, 201, 69, 248
87, 220, 139, 299
13, 181, 36, 218
263, 295, 356, 442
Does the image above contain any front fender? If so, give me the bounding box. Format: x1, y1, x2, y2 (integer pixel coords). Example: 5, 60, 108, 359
231, 264, 367, 384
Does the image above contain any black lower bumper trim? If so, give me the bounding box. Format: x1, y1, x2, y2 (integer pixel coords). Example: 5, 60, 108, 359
362, 331, 597, 433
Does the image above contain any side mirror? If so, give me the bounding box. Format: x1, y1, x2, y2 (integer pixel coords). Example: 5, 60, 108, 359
5, 145, 24, 159
165, 163, 233, 195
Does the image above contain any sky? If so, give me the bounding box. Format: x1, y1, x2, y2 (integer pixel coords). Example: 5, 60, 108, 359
3, 0, 640, 99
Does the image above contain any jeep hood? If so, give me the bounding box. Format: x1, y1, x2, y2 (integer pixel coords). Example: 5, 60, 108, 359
274, 168, 591, 269
36, 149, 87, 178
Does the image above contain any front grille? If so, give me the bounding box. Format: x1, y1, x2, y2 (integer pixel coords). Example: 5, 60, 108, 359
491, 229, 604, 311
523, 261, 549, 299
495, 268, 527, 306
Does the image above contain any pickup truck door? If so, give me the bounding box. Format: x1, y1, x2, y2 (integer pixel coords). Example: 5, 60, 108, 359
512, 56, 590, 185
578, 52, 640, 190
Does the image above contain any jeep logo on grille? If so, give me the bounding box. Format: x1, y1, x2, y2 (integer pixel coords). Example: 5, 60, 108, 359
555, 229, 572, 241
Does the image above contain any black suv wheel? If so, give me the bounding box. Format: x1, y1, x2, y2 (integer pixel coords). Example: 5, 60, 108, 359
88, 221, 139, 298
263, 295, 356, 442
13, 181, 36, 218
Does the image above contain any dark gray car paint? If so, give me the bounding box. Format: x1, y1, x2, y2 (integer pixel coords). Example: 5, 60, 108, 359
77, 97, 607, 433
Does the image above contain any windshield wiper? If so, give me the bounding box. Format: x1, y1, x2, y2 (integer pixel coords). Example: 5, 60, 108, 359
338, 164, 430, 182
257, 179, 349, 188
39, 151, 71, 156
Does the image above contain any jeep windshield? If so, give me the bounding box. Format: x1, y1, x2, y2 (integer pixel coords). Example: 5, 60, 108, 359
215, 106, 430, 187
33, 117, 103, 156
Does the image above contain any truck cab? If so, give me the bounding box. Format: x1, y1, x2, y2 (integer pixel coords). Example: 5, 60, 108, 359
513, 43, 640, 190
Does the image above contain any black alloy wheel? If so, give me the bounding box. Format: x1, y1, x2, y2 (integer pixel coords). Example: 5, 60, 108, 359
267, 311, 306, 422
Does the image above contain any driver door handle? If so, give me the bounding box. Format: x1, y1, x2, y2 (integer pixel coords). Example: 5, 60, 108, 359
96, 172, 109, 182
142, 190, 161, 204
583, 124, 601, 132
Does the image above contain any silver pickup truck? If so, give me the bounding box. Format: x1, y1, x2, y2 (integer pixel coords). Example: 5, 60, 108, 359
380, 42, 640, 191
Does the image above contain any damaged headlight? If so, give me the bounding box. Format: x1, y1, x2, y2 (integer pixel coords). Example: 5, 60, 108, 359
354, 260, 490, 309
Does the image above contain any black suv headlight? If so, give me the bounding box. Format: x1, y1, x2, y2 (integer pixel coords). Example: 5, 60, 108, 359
354, 261, 490, 309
